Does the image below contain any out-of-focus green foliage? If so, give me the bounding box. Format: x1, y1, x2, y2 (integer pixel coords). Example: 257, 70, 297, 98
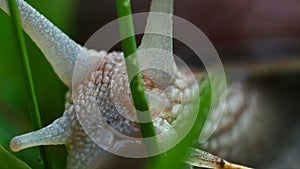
0, 144, 31, 169
0, 0, 78, 168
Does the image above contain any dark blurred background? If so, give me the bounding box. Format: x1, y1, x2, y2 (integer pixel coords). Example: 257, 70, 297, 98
74, 0, 300, 65
0, 0, 299, 168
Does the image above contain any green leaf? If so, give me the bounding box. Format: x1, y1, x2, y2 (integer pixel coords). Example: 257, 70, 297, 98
0, 144, 31, 169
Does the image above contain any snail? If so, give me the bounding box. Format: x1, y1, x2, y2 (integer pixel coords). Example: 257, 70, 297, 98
0, 0, 261, 169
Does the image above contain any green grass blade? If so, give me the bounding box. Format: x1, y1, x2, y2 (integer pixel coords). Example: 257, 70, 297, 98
6, 0, 52, 168
115, 0, 161, 165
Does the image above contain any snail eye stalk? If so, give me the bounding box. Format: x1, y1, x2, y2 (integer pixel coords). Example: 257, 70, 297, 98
0, 0, 81, 87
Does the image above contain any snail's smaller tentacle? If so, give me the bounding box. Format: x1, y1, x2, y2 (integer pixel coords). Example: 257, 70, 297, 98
138, 0, 177, 75
10, 107, 74, 152
139, 0, 173, 51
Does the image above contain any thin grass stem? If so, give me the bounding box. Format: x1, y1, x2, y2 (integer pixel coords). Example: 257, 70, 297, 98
6, 0, 52, 168
115, 0, 162, 166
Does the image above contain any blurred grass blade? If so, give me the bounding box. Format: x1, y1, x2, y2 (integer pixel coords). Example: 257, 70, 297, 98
6, 0, 51, 168
0, 144, 31, 169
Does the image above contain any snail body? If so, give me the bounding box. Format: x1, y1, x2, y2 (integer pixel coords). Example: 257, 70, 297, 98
0, 0, 255, 169
10, 48, 198, 168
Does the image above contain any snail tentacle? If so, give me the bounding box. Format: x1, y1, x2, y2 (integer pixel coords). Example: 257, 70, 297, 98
10, 105, 74, 152
138, 0, 177, 76
0, 0, 82, 87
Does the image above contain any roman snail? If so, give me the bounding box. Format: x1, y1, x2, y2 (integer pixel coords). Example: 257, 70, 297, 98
0, 0, 258, 168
